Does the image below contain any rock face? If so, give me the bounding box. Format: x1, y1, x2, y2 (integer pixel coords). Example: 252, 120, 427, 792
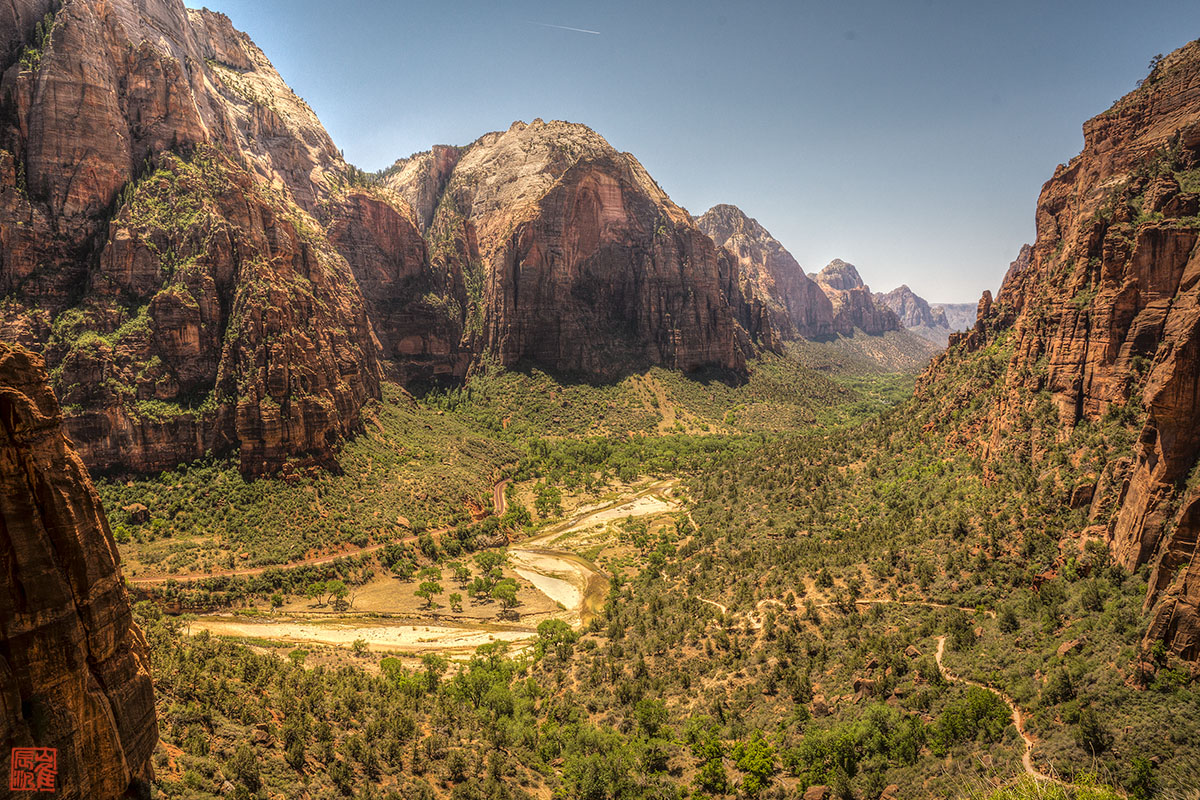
0, 0, 391, 475
879, 284, 945, 329
0, 343, 157, 799
811, 260, 902, 336
696, 204, 836, 339
923, 39, 1200, 661
2, 2, 783, 475
385, 120, 755, 376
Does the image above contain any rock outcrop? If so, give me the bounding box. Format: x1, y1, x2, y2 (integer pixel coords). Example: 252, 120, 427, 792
811, 260, 902, 336
696, 204, 836, 339
922, 39, 1200, 661
385, 120, 754, 376
0, 0, 386, 475
0, 343, 157, 799
2, 0, 802, 479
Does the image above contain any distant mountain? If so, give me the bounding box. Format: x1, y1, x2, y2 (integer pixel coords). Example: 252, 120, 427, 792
695, 204, 835, 339
877, 285, 978, 347
930, 302, 979, 332
810, 260, 903, 336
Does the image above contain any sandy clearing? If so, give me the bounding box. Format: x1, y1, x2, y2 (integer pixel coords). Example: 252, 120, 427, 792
192, 617, 530, 653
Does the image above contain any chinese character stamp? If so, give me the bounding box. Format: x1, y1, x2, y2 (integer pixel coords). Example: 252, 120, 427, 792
9, 747, 56, 793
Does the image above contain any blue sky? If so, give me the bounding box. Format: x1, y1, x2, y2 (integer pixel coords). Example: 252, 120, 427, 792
185, 1, 1200, 303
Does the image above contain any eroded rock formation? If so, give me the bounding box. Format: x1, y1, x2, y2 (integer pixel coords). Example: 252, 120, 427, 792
385, 120, 754, 376
0, 342, 157, 799
0, 0, 381, 475
811, 260, 902, 336
696, 204, 835, 339
923, 39, 1200, 661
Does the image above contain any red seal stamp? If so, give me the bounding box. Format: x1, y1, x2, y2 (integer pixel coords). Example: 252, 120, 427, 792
9, 747, 56, 792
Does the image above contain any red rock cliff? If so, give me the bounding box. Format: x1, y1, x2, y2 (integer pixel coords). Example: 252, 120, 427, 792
923, 39, 1200, 661
0, 342, 157, 799
812, 259, 902, 336
696, 203, 836, 340
0, 0, 381, 475
386, 120, 755, 376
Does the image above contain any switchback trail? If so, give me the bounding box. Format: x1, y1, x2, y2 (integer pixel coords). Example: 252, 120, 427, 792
935, 636, 1061, 785
129, 477, 511, 585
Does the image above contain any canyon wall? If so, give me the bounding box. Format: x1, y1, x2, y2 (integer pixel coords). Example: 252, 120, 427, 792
0, 342, 157, 799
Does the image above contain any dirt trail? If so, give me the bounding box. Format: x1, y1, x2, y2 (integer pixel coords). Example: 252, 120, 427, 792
697, 590, 1058, 785
697, 597, 728, 616
131, 477, 511, 585
935, 636, 1061, 785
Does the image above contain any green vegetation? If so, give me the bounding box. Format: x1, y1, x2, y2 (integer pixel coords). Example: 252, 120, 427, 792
18, 12, 55, 73
104, 307, 1197, 799
101, 383, 515, 573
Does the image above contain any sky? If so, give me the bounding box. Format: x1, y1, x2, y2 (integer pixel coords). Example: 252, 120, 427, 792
185, 1, 1200, 303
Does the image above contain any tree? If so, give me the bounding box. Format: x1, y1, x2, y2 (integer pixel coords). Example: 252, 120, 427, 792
1076, 707, 1112, 754
226, 742, 261, 793
536, 619, 577, 660
448, 592, 463, 612
493, 578, 519, 611
535, 482, 563, 518
450, 561, 471, 586
734, 731, 776, 796
472, 551, 507, 597
998, 604, 1019, 633
415, 580, 443, 609
391, 559, 416, 581
421, 653, 448, 692
306, 581, 326, 605
270, 592, 284, 609
325, 580, 348, 609
635, 698, 669, 738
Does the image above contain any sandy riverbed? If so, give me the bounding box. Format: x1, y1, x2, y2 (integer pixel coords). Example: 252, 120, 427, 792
190, 482, 679, 654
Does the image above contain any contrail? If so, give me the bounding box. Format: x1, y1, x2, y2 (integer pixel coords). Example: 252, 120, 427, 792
530, 21, 601, 35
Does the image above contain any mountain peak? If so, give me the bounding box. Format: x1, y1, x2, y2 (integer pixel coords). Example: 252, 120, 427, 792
817, 259, 865, 291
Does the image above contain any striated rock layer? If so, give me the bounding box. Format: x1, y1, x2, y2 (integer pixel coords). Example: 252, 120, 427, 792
0, 0, 396, 475
0, 342, 157, 799
696, 204, 836, 340
922, 39, 1200, 661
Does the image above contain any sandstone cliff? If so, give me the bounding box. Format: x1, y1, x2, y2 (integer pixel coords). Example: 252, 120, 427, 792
385, 120, 755, 376
0, 342, 157, 799
811, 259, 903, 336
923, 39, 1200, 661
695, 204, 836, 340
0, 0, 385, 475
